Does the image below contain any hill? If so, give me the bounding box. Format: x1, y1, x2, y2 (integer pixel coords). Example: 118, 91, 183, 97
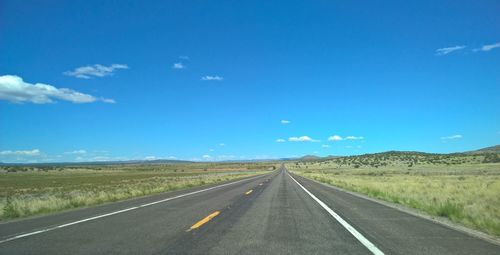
466, 145, 500, 154
293, 145, 500, 167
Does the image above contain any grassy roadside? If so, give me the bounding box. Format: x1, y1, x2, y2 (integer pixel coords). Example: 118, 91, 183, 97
0, 163, 275, 221
288, 163, 500, 237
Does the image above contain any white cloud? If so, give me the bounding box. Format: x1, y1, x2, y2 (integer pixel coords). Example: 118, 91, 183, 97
0, 149, 40, 156
280, 120, 290, 124
64, 64, 128, 79
144, 156, 156, 160
441, 134, 463, 140
328, 135, 343, 141
209, 148, 215, 152
0, 75, 113, 104
201, 75, 223, 81
172, 62, 185, 69
202, 155, 213, 161
346, 145, 362, 149
93, 156, 110, 161
474, 42, 500, 52
288, 136, 319, 142
167, 156, 177, 159
217, 155, 235, 160
435, 45, 466, 55
345, 136, 364, 140
328, 135, 364, 141
276, 139, 286, 143
100, 98, 116, 104
321, 144, 330, 148
219, 143, 225, 147
64, 150, 87, 155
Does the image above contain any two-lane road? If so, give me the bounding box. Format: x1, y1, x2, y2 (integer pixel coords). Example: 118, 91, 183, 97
1, 167, 499, 254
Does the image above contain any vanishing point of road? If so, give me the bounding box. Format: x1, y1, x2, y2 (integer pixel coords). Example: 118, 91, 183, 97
1, 167, 499, 254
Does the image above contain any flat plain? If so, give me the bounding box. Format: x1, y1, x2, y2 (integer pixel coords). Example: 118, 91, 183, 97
0, 162, 276, 220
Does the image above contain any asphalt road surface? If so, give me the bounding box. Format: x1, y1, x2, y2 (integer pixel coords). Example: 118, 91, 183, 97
1, 167, 499, 254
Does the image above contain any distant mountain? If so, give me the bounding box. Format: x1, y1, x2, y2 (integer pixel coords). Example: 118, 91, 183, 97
299, 155, 321, 161
466, 145, 500, 154
292, 145, 500, 163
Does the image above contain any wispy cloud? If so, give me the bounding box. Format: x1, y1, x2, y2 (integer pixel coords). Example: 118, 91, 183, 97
280, 120, 290, 124
321, 144, 330, 148
474, 42, 500, 52
201, 75, 223, 81
100, 98, 116, 104
64, 64, 128, 79
92, 156, 110, 161
328, 135, 343, 141
0, 75, 113, 104
0, 149, 41, 156
217, 155, 235, 160
345, 145, 362, 149
435, 45, 466, 55
288, 136, 319, 142
172, 62, 185, 69
179, 56, 190, 60
144, 156, 157, 160
441, 134, 463, 140
328, 135, 364, 141
276, 138, 286, 143
64, 150, 87, 155
219, 143, 225, 147
345, 136, 364, 140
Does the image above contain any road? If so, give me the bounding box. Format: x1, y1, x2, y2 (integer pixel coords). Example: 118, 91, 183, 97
1, 167, 499, 254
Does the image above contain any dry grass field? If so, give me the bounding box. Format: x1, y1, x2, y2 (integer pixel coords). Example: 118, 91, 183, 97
0, 162, 276, 220
287, 152, 500, 236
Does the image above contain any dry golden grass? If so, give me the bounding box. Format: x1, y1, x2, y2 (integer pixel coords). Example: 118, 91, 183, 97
0, 163, 275, 220
289, 163, 500, 237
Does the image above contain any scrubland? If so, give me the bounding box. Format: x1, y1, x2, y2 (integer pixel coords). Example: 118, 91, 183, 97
288, 152, 500, 236
0, 162, 275, 220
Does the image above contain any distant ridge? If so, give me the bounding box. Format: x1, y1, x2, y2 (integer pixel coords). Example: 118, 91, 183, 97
2, 145, 498, 166
299, 155, 321, 161
292, 144, 500, 161
466, 145, 500, 154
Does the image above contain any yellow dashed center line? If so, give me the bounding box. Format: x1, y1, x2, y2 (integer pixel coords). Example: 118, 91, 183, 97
245, 190, 253, 195
188, 211, 220, 231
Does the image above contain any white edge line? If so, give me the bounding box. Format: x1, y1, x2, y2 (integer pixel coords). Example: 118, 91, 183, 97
0, 174, 268, 245
303, 175, 500, 247
287, 172, 385, 255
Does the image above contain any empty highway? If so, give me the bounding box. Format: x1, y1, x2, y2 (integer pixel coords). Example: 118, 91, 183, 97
1, 167, 499, 254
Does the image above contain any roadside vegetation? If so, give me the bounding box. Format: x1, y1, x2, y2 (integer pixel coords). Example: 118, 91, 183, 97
287, 151, 500, 237
0, 162, 276, 220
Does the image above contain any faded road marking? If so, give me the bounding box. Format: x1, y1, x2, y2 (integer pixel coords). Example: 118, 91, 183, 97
245, 190, 253, 195
0, 174, 268, 245
188, 211, 220, 231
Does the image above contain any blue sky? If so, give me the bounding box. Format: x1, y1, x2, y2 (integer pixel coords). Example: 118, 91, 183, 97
1, 0, 499, 163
